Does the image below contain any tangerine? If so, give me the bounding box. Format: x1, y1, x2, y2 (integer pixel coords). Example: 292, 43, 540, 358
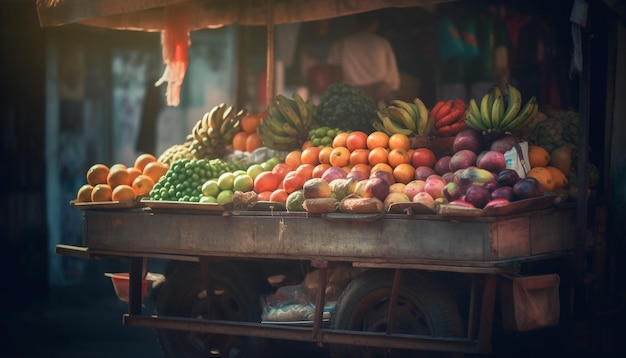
368, 147, 389, 166
301, 140, 312, 150
312, 163, 331, 178
107, 165, 131, 188
351, 163, 372, 175
332, 132, 350, 148
300, 146, 321, 166
245, 132, 264, 153
272, 163, 293, 182
388, 133, 411, 151
269, 188, 289, 204
91, 184, 112, 202
329, 147, 351, 167
349, 148, 370, 166
143, 161, 169, 184
241, 113, 262, 134
232, 131, 250, 152
295, 163, 315, 180
528, 145, 551, 168
387, 148, 411, 168
371, 162, 394, 174
367, 131, 390, 150
76, 184, 94, 203
134, 153, 157, 172
345, 131, 368, 151
318, 146, 334, 164
127, 167, 142, 185
112, 184, 136, 202
256, 190, 273, 201
86, 164, 110, 186
132, 174, 155, 196
254, 171, 280, 193
393, 163, 416, 184
285, 150, 302, 168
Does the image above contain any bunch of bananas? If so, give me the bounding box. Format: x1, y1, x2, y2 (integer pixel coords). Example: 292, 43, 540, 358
373, 98, 433, 136
430, 99, 469, 137
465, 84, 538, 136
257, 93, 317, 151
189, 103, 247, 160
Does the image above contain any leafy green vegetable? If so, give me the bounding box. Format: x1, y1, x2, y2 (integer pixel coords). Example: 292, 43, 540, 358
316, 84, 377, 133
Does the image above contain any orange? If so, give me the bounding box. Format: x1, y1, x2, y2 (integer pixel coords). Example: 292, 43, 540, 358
76, 184, 94, 203
392, 163, 416, 184
345, 131, 368, 152
232, 131, 250, 152
134, 153, 157, 172
388, 133, 411, 151
245, 132, 264, 153
387, 148, 411, 168
528, 145, 551, 168
410, 148, 437, 168
282, 171, 307, 194
241, 113, 262, 134
527, 167, 555, 191
112, 184, 136, 202
312, 163, 331, 178
368, 147, 389, 166
91, 184, 112, 202
329, 147, 351, 167
295, 163, 315, 180
132, 174, 155, 196
301, 140, 312, 150
332, 132, 350, 148
545, 166, 568, 190
351, 163, 372, 175
127, 167, 142, 185
143, 161, 169, 184
300, 146, 321, 166
254, 171, 280, 193
367, 131, 390, 150
107, 165, 131, 188
349, 148, 370, 166
318, 146, 334, 164
256, 190, 273, 202
271, 163, 293, 182
371, 162, 393, 174
86, 164, 110, 186
269, 188, 288, 204
285, 150, 302, 168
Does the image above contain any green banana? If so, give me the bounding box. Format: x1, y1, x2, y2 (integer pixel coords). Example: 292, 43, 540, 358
413, 97, 430, 135
465, 111, 488, 131
257, 123, 296, 144
372, 121, 391, 135
391, 99, 418, 122
480, 91, 493, 128
387, 105, 417, 132
282, 122, 299, 136
292, 92, 309, 123
277, 103, 304, 130
501, 96, 537, 132
379, 111, 413, 136
468, 98, 482, 124
490, 86, 504, 130
499, 84, 522, 130
263, 115, 289, 134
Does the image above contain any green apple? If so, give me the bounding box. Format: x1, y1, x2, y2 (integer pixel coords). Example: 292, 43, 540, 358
199, 195, 217, 204
246, 164, 265, 180
262, 156, 281, 171
217, 172, 236, 190
201, 179, 220, 197
216, 189, 234, 205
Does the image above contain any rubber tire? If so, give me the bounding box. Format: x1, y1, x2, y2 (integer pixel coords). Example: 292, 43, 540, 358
330, 269, 465, 358
155, 260, 269, 358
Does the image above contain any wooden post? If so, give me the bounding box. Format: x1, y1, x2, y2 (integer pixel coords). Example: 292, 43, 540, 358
266, 0, 275, 107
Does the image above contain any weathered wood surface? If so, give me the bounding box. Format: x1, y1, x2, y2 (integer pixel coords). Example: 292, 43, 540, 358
81, 207, 576, 266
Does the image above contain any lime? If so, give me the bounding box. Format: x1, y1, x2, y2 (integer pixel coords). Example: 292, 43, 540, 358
246, 164, 265, 180
199, 195, 217, 204
315, 127, 327, 138
217, 172, 236, 190
232, 169, 247, 177
201, 179, 220, 197
262, 157, 281, 171
216, 189, 234, 205
326, 129, 337, 138
233, 174, 254, 192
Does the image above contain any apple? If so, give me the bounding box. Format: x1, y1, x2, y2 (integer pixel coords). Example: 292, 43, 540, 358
424, 175, 446, 199
453, 128, 484, 154
434, 156, 452, 175
303, 177, 332, 199
403, 179, 426, 200
370, 170, 395, 186
476, 150, 506, 173
321, 166, 347, 183
414, 166, 436, 181
363, 177, 390, 201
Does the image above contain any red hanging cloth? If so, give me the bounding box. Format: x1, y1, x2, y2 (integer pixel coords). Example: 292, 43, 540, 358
155, 6, 190, 107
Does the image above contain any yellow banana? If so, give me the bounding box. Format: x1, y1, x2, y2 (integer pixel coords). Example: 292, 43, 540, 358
391, 99, 418, 121
499, 83, 522, 130
465, 111, 488, 131
490, 86, 504, 130
468, 98, 482, 123
413, 97, 430, 135
387, 105, 416, 132
201, 112, 211, 130
372, 121, 391, 135
379, 111, 413, 135
480, 91, 493, 128
502, 96, 537, 132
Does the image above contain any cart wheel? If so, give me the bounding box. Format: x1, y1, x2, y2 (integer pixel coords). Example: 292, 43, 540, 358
330, 270, 464, 358
155, 260, 269, 358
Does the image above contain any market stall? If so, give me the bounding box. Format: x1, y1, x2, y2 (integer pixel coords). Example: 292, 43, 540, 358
36, 0, 621, 356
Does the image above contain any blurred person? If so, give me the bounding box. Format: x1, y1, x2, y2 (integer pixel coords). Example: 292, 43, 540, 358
327, 12, 400, 102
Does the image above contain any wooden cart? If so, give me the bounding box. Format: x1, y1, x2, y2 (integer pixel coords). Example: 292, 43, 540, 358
57, 203, 582, 356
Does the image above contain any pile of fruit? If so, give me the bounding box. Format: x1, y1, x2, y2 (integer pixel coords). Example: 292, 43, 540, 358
74, 83, 599, 213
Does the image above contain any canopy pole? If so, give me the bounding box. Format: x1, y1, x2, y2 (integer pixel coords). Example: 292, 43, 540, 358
266, 0, 275, 107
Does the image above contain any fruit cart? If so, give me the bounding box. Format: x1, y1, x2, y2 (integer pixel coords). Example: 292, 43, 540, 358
37, 0, 625, 356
